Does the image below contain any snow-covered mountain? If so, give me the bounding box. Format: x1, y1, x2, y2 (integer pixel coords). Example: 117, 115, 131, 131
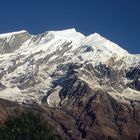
0, 28, 140, 105
0, 28, 140, 140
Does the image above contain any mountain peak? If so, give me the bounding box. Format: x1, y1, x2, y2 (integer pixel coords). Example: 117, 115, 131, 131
46, 28, 85, 40
0, 30, 29, 38
92, 32, 102, 37
49, 28, 77, 33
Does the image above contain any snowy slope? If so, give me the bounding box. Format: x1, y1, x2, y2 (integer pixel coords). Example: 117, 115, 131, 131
0, 30, 27, 38
0, 28, 140, 105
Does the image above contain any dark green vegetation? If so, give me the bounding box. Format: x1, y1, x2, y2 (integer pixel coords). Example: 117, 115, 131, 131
0, 112, 60, 140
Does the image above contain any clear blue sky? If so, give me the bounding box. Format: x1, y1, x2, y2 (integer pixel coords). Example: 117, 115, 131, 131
0, 0, 140, 53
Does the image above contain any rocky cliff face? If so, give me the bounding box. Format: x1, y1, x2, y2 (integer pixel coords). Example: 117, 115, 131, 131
0, 29, 140, 140
0, 93, 139, 140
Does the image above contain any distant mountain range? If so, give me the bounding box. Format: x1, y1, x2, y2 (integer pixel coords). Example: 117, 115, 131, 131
0, 29, 140, 140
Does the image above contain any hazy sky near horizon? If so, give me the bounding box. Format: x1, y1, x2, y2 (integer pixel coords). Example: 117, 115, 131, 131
0, 0, 140, 53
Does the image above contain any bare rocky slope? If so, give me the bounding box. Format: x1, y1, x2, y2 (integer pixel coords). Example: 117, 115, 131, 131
0, 29, 140, 140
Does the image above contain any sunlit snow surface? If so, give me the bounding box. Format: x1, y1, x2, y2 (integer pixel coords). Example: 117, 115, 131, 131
0, 29, 140, 105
